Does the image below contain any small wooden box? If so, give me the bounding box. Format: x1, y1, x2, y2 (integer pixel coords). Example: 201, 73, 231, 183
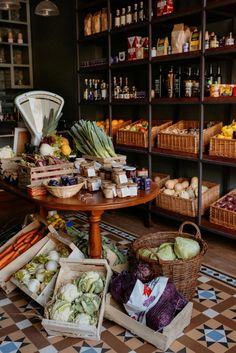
42, 259, 112, 340
105, 294, 193, 351
11, 231, 83, 306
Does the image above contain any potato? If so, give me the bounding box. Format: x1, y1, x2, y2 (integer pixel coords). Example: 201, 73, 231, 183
165, 179, 176, 190
174, 183, 184, 192
163, 189, 175, 196
181, 180, 189, 189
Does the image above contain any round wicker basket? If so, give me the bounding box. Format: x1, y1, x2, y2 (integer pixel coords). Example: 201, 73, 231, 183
132, 222, 208, 300
45, 179, 85, 198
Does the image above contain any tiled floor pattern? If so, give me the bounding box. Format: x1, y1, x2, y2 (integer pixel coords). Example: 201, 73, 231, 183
0, 212, 235, 353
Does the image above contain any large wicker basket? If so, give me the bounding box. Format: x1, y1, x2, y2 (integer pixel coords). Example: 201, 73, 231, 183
210, 189, 236, 230
209, 136, 236, 159
132, 222, 208, 300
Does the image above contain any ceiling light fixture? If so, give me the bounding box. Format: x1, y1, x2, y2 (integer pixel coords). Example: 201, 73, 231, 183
0, 0, 20, 10
35, 0, 59, 17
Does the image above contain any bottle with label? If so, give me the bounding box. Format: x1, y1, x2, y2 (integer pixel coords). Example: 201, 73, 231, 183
131, 86, 137, 99
154, 65, 163, 98
17, 32, 23, 44
205, 64, 214, 96
126, 6, 132, 25
120, 8, 126, 26
133, 3, 138, 22
88, 79, 94, 101
192, 68, 200, 97
8, 31, 13, 43
214, 65, 222, 84
184, 67, 193, 98
94, 80, 98, 100
225, 32, 235, 46
119, 77, 123, 99
114, 9, 120, 27
205, 31, 209, 50
113, 76, 118, 99
139, 1, 145, 21
123, 77, 130, 99
174, 66, 182, 98
83, 79, 89, 100
166, 66, 174, 98
101, 81, 108, 100
210, 33, 219, 48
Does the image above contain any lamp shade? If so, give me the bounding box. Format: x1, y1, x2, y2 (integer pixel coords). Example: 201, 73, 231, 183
0, 0, 20, 10
35, 0, 59, 17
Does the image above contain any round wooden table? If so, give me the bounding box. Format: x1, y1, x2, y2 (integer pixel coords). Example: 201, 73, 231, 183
31, 184, 159, 258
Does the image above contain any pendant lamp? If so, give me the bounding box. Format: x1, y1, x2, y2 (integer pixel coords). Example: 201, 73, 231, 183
0, 0, 20, 10
35, 0, 59, 17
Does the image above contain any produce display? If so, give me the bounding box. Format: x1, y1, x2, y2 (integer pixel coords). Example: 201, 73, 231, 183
0, 227, 43, 270
161, 177, 208, 200
22, 154, 67, 167
47, 271, 105, 327
46, 213, 66, 230
96, 119, 124, 131
137, 237, 201, 261
216, 120, 236, 139
161, 121, 215, 136
120, 120, 148, 133
214, 193, 236, 212
70, 120, 117, 158
0, 145, 15, 159
110, 265, 187, 331
14, 245, 70, 295
48, 176, 80, 187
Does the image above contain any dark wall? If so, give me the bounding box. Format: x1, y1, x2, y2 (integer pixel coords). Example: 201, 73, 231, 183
30, 0, 77, 121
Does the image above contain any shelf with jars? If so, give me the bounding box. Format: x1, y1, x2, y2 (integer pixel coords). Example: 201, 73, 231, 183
76, 0, 236, 239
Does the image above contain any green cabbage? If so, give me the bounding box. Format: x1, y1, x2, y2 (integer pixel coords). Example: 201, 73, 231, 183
174, 237, 200, 260
157, 244, 176, 261
76, 271, 104, 294
73, 293, 101, 316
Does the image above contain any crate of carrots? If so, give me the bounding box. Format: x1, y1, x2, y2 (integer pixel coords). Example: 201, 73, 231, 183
0, 220, 45, 293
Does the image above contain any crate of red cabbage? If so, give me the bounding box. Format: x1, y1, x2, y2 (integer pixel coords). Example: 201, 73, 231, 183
105, 293, 193, 351
42, 259, 112, 340
18, 162, 80, 188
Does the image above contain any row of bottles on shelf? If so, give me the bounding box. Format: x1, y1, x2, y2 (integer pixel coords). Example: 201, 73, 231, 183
153, 64, 223, 99
83, 79, 108, 101
113, 77, 140, 99
114, 2, 145, 28
0, 29, 24, 44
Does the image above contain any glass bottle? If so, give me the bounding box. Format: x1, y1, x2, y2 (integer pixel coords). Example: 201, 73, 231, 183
119, 77, 124, 98
139, 1, 145, 21
167, 66, 174, 98
94, 79, 98, 100
101, 81, 108, 100
88, 79, 94, 101
123, 77, 130, 99
192, 68, 200, 97
133, 3, 138, 23
83, 79, 89, 100
174, 66, 182, 98
131, 86, 137, 99
205, 31, 209, 50
97, 79, 101, 100
113, 76, 118, 99
114, 9, 120, 28
214, 65, 222, 84
184, 67, 193, 98
126, 6, 132, 25
154, 65, 163, 98
225, 32, 235, 46
205, 64, 214, 97
120, 8, 126, 26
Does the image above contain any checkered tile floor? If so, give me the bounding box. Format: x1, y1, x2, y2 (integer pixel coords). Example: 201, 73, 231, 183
0, 212, 235, 353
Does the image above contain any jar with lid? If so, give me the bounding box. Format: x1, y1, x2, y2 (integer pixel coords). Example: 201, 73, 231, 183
117, 184, 130, 198
124, 166, 136, 179
136, 168, 148, 177
74, 158, 86, 172
103, 185, 114, 199
128, 182, 138, 196
87, 177, 101, 192
113, 170, 128, 184
81, 163, 96, 177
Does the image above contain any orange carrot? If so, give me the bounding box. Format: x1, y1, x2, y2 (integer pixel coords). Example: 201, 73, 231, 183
0, 245, 14, 260
30, 233, 43, 246
0, 252, 15, 269
14, 228, 39, 245
15, 243, 29, 253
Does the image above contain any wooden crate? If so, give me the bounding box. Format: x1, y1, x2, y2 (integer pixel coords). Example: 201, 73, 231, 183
0, 220, 43, 293
210, 189, 236, 230
42, 259, 112, 340
82, 154, 127, 167
152, 172, 170, 189
18, 162, 80, 188
106, 120, 132, 139
209, 136, 236, 159
105, 294, 193, 351
11, 231, 83, 306
156, 180, 220, 217
116, 120, 172, 148
157, 120, 223, 154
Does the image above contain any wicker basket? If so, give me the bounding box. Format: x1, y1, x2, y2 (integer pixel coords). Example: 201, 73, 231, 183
209, 136, 236, 159
152, 173, 170, 189
157, 120, 223, 154
156, 179, 220, 217
132, 221, 208, 299
210, 189, 236, 230
116, 120, 172, 148
44, 179, 85, 198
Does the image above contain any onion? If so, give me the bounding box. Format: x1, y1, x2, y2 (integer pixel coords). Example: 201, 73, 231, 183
27, 279, 40, 293
45, 260, 58, 272
48, 250, 60, 262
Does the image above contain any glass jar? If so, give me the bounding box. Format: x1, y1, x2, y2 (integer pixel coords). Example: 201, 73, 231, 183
87, 177, 101, 192
113, 170, 128, 184
128, 182, 138, 196
103, 185, 114, 199
117, 184, 130, 198
81, 163, 96, 177
124, 166, 136, 179
74, 158, 86, 172
137, 168, 148, 177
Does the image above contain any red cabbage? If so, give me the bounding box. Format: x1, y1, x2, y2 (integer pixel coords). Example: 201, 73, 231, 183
132, 262, 154, 283
110, 271, 136, 304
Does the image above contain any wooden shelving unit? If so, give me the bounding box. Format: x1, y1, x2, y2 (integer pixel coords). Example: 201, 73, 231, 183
76, 0, 236, 239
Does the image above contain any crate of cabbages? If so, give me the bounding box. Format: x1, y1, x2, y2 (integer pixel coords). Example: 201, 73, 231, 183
105, 266, 193, 351
156, 176, 220, 217
42, 259, 112, 340
10, 231, 83, 306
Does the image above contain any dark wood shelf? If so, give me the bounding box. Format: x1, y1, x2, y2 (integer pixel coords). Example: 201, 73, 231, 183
77, 0, 106, 11
115, 145, 148, 154
152, 148, 198, 161
112, 99, 148, 105
204, 96, 236, 104
151, 6, 202, 25
151, 97, 200, 105
110, 20, 149, 35
201, 218, 236, 240
111, 58, 148, 69
206, 0, 236, 14
151, 51, 200, 63
79, 64, 108, 73
205, 45, 236, 58
151, 206, 196, 223
80, 99, 109, 105
202, 154, 236, 168
78, 31, 108, 43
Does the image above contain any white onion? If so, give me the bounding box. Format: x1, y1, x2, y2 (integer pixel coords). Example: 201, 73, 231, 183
36, 269, 45, 283
48, 250, 60, 262
27, 279, 40, 293
45, 260, 58, 272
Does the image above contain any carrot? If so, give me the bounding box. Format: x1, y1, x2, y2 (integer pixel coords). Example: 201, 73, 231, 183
14, 228, 39, 246
15, 243, 29, 253
0, 245, 14, 260
0, 252, 15, 269
30, 233, 43, 246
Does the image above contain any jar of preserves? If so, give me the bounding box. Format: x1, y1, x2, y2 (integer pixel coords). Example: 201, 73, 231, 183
124, 166, 136, 179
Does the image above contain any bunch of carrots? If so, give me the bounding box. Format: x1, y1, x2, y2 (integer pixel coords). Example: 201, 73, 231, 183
0, 228, 44, 270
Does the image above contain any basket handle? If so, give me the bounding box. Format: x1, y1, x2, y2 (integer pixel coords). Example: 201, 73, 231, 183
178, 221, 202, 240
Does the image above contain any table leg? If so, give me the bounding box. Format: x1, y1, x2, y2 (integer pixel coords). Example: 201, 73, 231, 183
38, 205, 47, 220
89, 210, 104, 259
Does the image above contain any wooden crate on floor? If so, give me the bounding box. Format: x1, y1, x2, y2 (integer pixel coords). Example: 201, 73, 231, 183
210, 189, 236, 230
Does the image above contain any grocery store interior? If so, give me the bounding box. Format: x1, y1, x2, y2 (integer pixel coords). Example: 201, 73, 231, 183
0, 1, 236, 353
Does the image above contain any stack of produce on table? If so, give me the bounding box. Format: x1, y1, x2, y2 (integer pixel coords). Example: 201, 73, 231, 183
14, 244, 70, 295
47, 271, 105, 327
70, 120, 117, 158
44, 176, 85, 198
21, 153, 68, 167
161, 176, 207, 199
110, 262, 188, 332
0, 227, 43, 270
136, 237, 200, 261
